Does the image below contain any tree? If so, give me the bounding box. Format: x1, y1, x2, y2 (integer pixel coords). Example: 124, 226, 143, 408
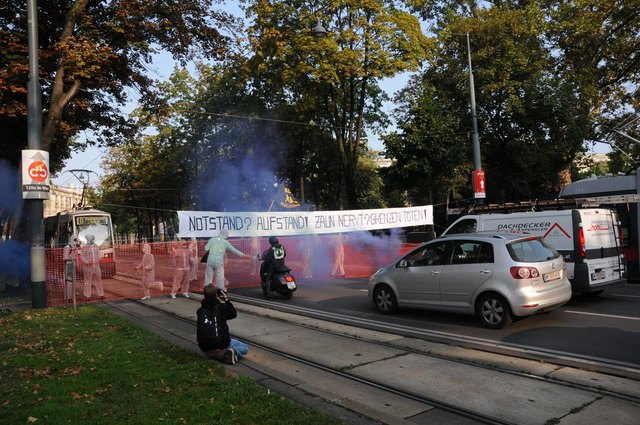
400, 0, 639, 202
243, 0, 431, 208
433, 5, 570, 201
98, 67, 204, 239
383, 75, 470, 228
100, 129, 190, 241
545, 0, 640, 187
0, 0, 238, 173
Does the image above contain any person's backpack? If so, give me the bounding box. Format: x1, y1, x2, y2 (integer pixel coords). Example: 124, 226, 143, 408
197, 304, 225, 347
273, 245, 285, 260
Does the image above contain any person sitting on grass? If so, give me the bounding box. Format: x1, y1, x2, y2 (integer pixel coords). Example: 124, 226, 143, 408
196, 285, 248, 364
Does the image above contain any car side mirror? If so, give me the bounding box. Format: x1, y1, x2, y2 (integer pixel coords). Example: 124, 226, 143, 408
397, 259, 408, 268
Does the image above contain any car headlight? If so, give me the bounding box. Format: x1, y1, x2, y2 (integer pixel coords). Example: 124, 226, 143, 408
369, 269, 382, 286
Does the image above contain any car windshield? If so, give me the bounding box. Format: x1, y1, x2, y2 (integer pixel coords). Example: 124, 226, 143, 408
507, 238, 559, 262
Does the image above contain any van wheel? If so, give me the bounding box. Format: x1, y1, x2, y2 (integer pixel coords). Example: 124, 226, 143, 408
373, 285, 398, 314
477, 293, 512, 329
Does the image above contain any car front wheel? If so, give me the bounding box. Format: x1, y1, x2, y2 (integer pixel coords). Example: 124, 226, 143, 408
477, 293, 512, 329
373, 285, 398, 314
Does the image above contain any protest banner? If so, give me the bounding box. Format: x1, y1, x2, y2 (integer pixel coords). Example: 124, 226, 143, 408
176, 205, 433, 238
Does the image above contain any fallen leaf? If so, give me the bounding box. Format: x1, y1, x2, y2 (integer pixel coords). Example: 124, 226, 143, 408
95, 387, 109, 395
27, 417, 37, 423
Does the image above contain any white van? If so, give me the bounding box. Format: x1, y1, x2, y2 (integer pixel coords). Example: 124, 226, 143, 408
443, 208, 626, 295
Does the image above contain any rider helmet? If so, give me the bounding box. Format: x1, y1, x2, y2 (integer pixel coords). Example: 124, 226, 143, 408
268, 236, 279, 246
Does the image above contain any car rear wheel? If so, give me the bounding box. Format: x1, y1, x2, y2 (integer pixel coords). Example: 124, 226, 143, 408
373, 285, 398, 314
477, 293, 512, 329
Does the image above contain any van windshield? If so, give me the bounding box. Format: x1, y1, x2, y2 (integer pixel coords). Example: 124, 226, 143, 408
507, 238, 559, 262
446, 218, 477, 234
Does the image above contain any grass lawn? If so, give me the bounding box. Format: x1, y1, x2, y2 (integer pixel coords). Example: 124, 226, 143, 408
0, 305, 343, 424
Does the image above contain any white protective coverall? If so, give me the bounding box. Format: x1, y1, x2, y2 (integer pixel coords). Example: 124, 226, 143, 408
330, 234, 346, 277
204, 229, 247, 289
80, 234, 104, 298
170, 241, 191, 298
135, 243, 155, 300
188, 238, 199, 284
62, 235, 78, 299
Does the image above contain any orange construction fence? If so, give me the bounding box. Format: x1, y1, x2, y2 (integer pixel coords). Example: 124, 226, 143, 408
44, 234, 419, 307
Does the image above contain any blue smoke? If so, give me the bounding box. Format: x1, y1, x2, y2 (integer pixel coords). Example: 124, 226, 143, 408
196, 129, 307, 212
0, 240, 30, 281
0, 159, 21, 216
191, 125, 405, 275
0, 159, 30, 281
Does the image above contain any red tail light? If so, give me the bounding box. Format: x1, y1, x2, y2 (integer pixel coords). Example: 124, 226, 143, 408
285, 275, 295, 282
579, 227, 586, 258
510, 267, 540, 279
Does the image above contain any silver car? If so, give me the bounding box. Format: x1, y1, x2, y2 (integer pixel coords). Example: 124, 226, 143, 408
368, 233, 572, 329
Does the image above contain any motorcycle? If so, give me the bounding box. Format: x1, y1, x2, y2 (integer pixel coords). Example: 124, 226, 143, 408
258, 255, 297, 299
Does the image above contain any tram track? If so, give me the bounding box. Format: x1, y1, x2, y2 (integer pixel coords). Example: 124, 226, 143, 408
104, 296, 640, 425
107, 298, 513, 424
228, 296, 640, 405
229, 294, 640, 381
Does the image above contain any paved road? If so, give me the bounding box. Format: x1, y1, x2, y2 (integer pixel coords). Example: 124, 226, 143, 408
230, 278, 640, 368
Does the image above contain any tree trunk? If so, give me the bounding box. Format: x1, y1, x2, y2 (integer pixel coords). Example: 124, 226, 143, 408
344, 165, 358, 209
555, 163, 572, 194
41, 0, 88, 149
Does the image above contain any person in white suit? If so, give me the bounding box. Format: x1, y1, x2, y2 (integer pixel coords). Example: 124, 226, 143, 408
204, 230, 249, 290
135, 243, 155, 300
81, 234, 104, 299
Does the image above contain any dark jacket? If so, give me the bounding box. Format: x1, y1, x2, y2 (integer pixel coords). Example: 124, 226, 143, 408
196, 297, 237, 351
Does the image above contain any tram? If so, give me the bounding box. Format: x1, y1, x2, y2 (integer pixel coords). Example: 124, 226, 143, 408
44, 207, 116, 277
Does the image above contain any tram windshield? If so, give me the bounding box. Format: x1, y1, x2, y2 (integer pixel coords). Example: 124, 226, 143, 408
75, 215, 113, 247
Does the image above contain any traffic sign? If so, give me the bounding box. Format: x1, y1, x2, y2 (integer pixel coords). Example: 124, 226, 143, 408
473, 169, 486, 199
22, 149, 50, 199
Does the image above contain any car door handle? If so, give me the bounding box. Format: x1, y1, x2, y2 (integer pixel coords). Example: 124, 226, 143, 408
431, 271, 440, 275
480, 269, 491, 274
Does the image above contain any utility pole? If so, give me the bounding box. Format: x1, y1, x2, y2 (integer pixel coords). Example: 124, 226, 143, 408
24, 0, 47, 308
466, 33, 485, 205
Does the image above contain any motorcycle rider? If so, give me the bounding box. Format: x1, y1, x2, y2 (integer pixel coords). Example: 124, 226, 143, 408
260, 236, 287, 299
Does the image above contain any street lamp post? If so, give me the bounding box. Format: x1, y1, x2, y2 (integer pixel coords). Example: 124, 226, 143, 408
466, 33, 485, 204
26, 0, 47, 308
